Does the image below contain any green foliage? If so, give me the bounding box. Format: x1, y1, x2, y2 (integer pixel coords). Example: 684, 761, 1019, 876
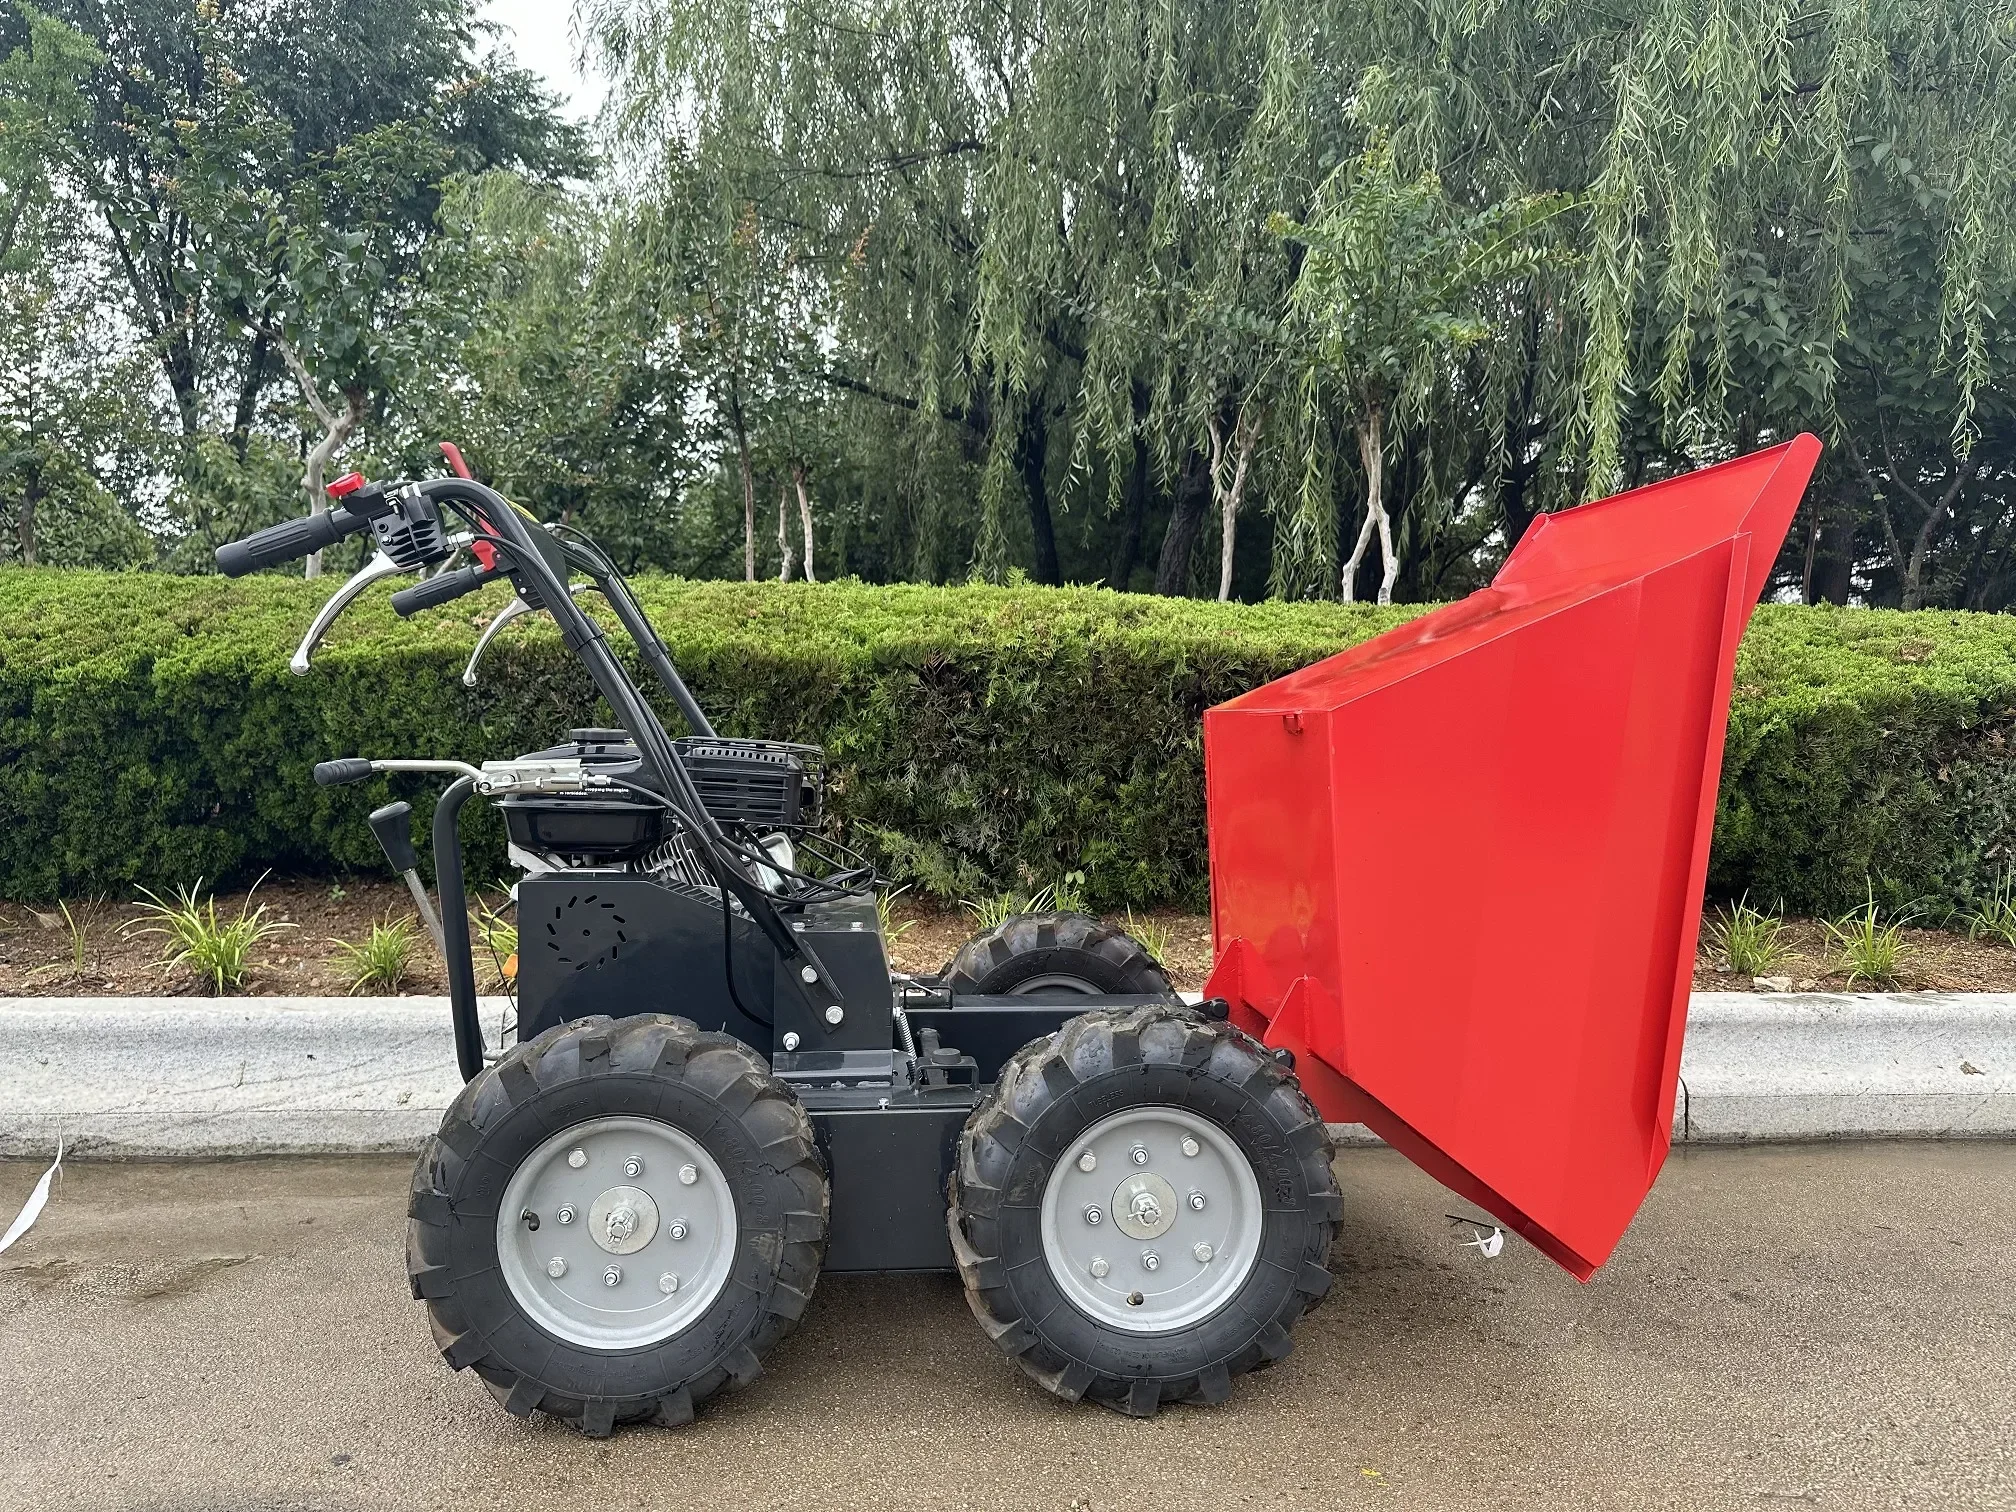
473, 896, 517, 987
1703, 894, 1788, 977
331, 913, 422, 994
875, 884, 914, 950
1, 572, 2013, 916
126, 875, 292, 994
1120, 908, 1174, 968
1823, 884, 1915, 988
1962, 870, 2016, 949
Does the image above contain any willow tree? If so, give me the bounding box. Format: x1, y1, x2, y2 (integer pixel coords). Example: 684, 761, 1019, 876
580, 0, 2016, 605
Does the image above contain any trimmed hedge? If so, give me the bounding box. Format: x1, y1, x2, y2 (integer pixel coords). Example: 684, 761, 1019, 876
0, 568, 2012, 914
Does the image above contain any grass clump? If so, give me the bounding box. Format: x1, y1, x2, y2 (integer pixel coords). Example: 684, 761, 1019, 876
1704, 894, 1788, 976
128, 876, 292, 994
1120, 908, 1174, 967
332, 914, 423, 995
1962, 869, 2016, 948
961, 871, 1089, 930
1824, 884, 1914, 988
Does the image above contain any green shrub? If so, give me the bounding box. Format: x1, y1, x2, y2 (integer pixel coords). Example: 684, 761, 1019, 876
1, 569, 2012, 914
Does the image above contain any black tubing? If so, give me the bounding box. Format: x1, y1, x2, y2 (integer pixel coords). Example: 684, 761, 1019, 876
216, 506, 367, 577
432, 775, 484, 1082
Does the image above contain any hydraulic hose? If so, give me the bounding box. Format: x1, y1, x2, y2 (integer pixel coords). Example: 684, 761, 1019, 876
431, 774, 485, 1082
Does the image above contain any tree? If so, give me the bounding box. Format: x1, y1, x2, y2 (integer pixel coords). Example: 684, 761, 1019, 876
1276, 143, 1566, 603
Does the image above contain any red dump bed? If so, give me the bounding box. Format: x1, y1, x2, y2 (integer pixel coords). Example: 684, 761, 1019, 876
1202, 436, 1821, 1278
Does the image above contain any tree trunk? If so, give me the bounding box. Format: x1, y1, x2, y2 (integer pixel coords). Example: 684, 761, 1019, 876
1209, 404, 1259, 602
777, 480, 794, 581
230, 329, 272, 464
1343, 406, 1395, 604
17, 466, 41, 567
1154, 449, 1211, 596
728, 382, 756, 582
274, 336, 363, 581
793, 461, 815, 583
1107, 385, 1152, 590
1016, 405, 1060, 585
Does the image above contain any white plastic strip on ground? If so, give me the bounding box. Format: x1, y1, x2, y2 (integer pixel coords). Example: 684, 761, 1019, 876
0, 1141, 60, 1251
0, 992, 2010, 1159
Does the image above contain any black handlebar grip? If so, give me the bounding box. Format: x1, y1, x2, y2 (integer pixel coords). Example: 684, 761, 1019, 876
368, 801, 420, 874
313, 758, 375, 787
389, 564, 497, 618
215, 506, 366, 577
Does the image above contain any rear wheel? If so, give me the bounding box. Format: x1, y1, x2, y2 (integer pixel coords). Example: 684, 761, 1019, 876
406, 1013, 827, 1436
949, 1004, 1339, 1416
943, 911, 1175, 997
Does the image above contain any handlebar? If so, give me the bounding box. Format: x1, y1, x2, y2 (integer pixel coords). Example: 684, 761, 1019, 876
215, 506, 370, 577
389, 563, 501, 617
314, 758, 375, 786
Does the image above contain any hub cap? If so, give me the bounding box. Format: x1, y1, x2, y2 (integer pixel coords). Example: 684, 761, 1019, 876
1039, 1106, 1263, 1334
497, 1115, 736, 1350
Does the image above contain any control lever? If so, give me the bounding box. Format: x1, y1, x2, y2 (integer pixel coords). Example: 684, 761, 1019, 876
368, 801, 446, 959
461, 582, 593, 687
292, 535, 472, 675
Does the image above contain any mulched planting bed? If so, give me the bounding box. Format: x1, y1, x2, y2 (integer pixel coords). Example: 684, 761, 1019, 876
0, 878, 2009, 998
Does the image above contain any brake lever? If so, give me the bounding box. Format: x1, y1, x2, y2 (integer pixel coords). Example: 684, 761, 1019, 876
291, 533, 473, 676
461, 582, 593, 688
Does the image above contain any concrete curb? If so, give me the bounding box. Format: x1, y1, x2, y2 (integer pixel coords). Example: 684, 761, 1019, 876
1, 992, 2012, 1158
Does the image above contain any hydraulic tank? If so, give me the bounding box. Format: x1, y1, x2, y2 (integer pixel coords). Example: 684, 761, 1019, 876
1202, 436, 1821, 1278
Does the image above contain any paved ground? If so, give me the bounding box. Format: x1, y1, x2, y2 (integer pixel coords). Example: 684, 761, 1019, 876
0, 1145, 2010, 1512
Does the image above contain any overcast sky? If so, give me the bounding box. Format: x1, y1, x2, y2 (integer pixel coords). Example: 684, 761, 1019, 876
479, 0, 607, 122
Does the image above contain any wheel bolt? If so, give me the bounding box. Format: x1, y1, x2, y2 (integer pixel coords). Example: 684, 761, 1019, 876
1141, 1251, 1161, 1271
556, 1204, 576, 1225
546, 1257, 567, 1278
678, 1164, 699, 1186
566, 1148, 587, 1169
1188, 1190, 1206, 1211
1129, 1145, 1149, 1166
1084, 1205, 1103, 1226
1193, 1243, 1214, 1264
668, 1220, 689, 1241
1089, 1257, 1110, 1278
1181, 1136, 1200, 1157
658, 1272, 679, 1294
623, 1155, 644, 1178
1077, 1151, 1097, 1173
603, 1265, 622, 1287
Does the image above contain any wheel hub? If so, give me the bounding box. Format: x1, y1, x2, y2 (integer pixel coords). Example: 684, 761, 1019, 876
1039, 1106, 1263, 1334
496, 1115, 737, 1350
588, 1185, 658, 1254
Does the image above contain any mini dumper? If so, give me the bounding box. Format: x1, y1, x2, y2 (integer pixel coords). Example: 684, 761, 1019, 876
215, 434, 1820, 1433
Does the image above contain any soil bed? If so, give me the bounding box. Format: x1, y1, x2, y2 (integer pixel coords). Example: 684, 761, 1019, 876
0, 878, 2009, 998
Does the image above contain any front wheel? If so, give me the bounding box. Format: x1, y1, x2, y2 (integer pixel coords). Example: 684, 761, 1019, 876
948, 1004, 1340, 1416
406, 1014, 828, 1436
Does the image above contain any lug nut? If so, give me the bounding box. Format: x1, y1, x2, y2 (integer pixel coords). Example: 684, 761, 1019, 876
668, 1220, 689, 1241
603, 1265, 622, 1287
567, 1147, 587, 1169
824, 1004, 845, 1026
658, 1272, 680, 1294
1193, 1243, 1214, 1264
546, 1257, 567, 1278
801, 965, 819, 984
556, 1204, 576, 1225
623, 1155, 644, 1178
1089, 1257, 1110, 1278
1188, 1190, 1206, 1211
1077, 1151, 1097, 1173
678, 1164, 699, 1186
781, 1032, 801, 1051
1130, 1145, 1149, 1166
1181, 1136, 1201, 1157
1141, 1251, 1161, 1272
1084, 1205, 1103, 1226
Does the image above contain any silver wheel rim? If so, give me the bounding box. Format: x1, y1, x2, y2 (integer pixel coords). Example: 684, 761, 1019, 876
496, 1114, 737, 1350
1038, 1106, 1263, 1334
